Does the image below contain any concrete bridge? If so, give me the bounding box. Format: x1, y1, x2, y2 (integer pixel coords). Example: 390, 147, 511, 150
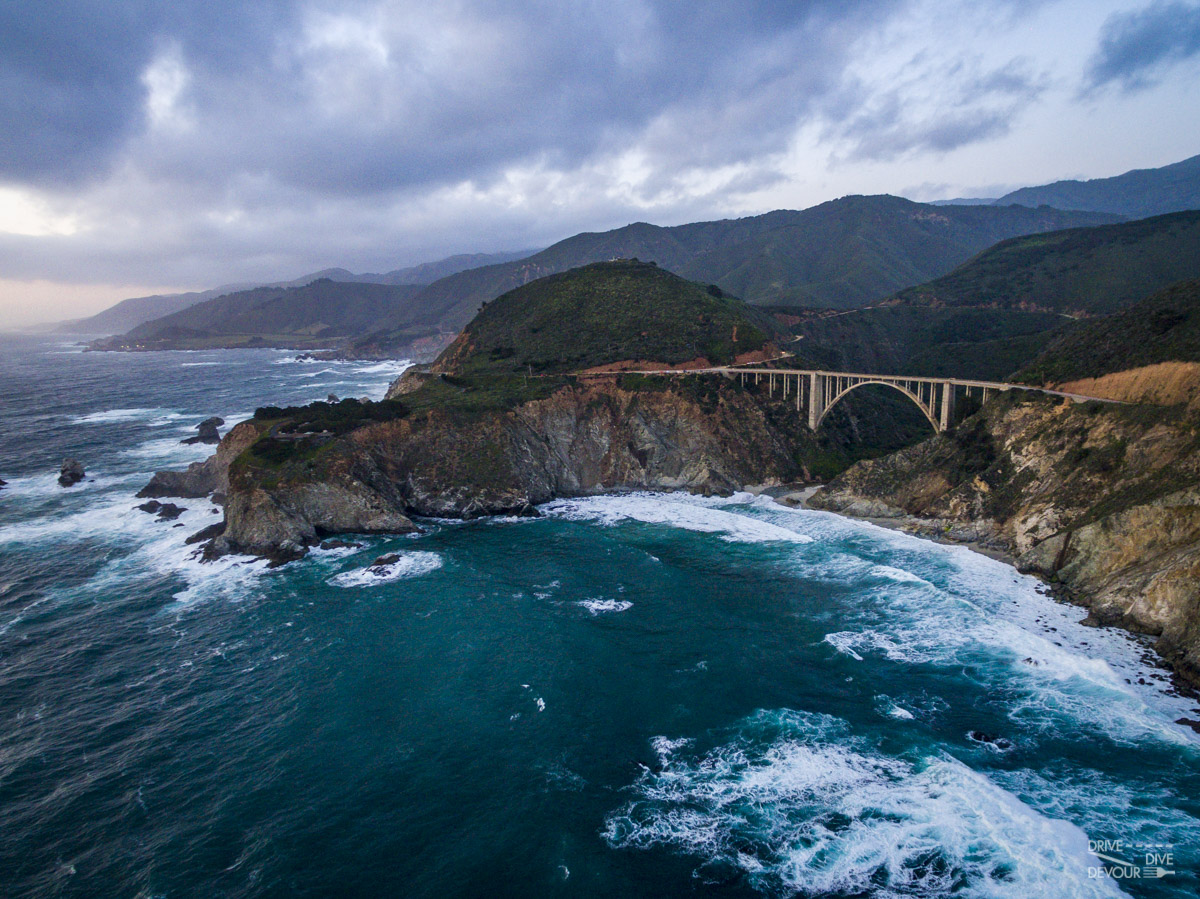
584, 365, 1105, 432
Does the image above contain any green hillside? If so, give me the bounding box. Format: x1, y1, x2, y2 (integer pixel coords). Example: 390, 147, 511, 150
94, 279, 424, 350
996, 153, 1200, 219
894, 210, 1200, 315
786, 306, 1068, 381
1014, 280, 1200, 384
439, 260, 776, 378
677, 196, 1116, 308
352, 197, 1117, 353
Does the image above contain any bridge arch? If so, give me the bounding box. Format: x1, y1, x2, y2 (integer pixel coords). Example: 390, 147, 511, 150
814, 379, 940, 432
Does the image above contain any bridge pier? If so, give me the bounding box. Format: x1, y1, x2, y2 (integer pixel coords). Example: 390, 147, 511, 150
807, 372, 823, 430
939, 381, 955, 431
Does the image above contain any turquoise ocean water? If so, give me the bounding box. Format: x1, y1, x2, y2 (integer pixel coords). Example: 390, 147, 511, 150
0, 334, 1197, 897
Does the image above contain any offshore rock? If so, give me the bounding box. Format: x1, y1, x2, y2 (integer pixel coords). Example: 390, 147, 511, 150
182, 416, 224, 445
155, 502, 186, 521
811, 391, 1200, 689
58, 459, 85, 487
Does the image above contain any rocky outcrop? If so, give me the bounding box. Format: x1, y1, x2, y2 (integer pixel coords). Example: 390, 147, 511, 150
58, 459, 85, 487
182, 416, 224, 445
215, 478, 418, 562
217, 378, 813, 561
383, 366, 432, 399
811, 391, 1200, 688
139, 420, 262, 499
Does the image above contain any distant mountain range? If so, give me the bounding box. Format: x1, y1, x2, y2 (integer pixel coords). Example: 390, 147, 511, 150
90, 196, 1116, 356
91, 280, 426, 351
787, 210, 1200, 381
349, 196, 1116, 355
994, 154, 1200, 219
931, 153, 1200, 218
85, 151, 1200, 358
63, 250, 534, 335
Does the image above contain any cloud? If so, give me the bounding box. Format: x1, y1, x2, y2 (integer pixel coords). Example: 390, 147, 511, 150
0, 1, 303, 185
1083, 0, 1200, 93
830, 56, 1046, 163
0, 1, 901, 196
1, 0, 1192, 315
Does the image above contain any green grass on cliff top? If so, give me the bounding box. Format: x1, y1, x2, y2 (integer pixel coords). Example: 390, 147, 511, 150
442, 259, 778, 377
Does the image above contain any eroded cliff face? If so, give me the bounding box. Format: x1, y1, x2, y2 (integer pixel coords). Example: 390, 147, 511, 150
810, 392, 1200, 687
138, 421, 264, 499
212, 378, 811, 561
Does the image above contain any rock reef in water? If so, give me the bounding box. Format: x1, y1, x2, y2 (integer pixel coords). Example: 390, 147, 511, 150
58, 459, 85, 487
809, 390, 1200, 690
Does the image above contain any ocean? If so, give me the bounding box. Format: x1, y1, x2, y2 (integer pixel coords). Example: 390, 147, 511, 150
0, 334, 1197, 898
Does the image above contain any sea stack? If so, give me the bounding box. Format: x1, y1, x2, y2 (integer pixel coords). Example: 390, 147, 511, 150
58, 459, 85, 487
183, 417, 224, 445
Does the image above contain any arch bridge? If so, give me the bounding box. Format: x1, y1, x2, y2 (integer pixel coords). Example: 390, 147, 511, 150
587, 366, 1103, 433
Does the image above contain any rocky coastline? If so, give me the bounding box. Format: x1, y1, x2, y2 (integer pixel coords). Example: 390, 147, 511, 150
806, 390, 1200, 691
138, 373, 1200, 693
142, 374, 822, 563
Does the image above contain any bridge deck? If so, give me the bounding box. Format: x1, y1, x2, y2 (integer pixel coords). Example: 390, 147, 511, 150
578, 365, 1117, 404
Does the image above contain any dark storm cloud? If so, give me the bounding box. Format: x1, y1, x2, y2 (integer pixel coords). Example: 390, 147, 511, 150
0, 0, 1081, 305
0, 0, 310, 184
1084, 1, 1200, 93
1, 0, 902, 194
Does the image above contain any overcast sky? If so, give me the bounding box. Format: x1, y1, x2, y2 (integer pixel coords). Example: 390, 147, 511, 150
2, 0, 1199, 327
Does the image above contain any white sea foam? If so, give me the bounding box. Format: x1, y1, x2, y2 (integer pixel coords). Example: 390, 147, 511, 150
824, 629, 935, 665
873, 696, 916, 720
119, 436, 213, 464
352, 360, 412, 377
328, 551, 443, 587
541, 494, 813, 545
578, 598, 633, 615
756, 502, 1200, 745
605, 709, 1125, 898
18, 492, 271, 608
0, 490, 173, 544
543, 491, 1197, 744
70, 407, 166, 425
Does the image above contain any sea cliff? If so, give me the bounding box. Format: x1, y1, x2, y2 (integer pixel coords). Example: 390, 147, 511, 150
203, 376, 812, 562
809, 390, 1200, 689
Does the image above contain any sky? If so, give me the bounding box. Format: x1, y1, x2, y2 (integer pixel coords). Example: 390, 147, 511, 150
2, 0, 1199, 328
